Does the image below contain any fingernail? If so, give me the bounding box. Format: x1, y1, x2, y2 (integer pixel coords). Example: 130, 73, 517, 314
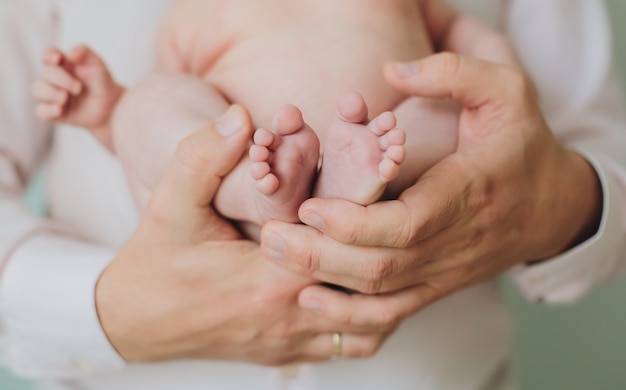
215, 106, 243, 136
263, 231, 286, 262
301, 299, 324, 313
301, 212, 325, 231
392, 62, 419, 78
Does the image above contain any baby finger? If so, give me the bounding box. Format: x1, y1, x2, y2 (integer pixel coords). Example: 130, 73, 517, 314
42, 65, 82, 95
35, 103, 63, 121
32, 80, 68, 105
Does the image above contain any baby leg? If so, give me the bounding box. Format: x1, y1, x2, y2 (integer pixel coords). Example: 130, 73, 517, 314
113, 73, 319, 227
111, 73, 250, 210
314, 92, 406, 205
216, 105, 320, 225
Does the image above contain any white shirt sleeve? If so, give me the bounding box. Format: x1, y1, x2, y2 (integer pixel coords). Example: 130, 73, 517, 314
0, 0, 125, 377
506, 0, 626, 303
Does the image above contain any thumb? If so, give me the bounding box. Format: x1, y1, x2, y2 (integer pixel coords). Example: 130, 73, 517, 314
149, 105, 252, 227
384, 52, 529, 109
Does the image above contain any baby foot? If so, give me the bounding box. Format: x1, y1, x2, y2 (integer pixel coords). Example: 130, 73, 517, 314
314, 92, 406, 205
249, 105, 320, 223
215, 105, 320, 225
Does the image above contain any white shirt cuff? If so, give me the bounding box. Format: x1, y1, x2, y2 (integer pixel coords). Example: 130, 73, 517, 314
0, 233, 126, 378
511, 151, 626, 303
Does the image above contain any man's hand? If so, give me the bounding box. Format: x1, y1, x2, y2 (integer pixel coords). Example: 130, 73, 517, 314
260, 53, 603, 319
96, 117, 400, 365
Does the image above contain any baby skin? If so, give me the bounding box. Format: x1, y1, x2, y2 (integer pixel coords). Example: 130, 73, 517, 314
33, 0, 506, 230
34, 50, 407, 226
248, 97, 404, 221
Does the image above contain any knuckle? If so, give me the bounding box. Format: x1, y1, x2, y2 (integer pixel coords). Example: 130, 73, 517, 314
290, 245, 315, 272
338, 223, 359, 245
361, 256, 394, 284
290, 234, 323, 274
244, 288, 294, 330
350, 338, 382, 359
439, 52, 463, 78
335, 308, 355, 327
266, 321, 291, 341
304, 246, 321, 272
358, 279, 384, 295
390, 201, 420, 247
377, 308, 400, 331
253, 282, 287, 309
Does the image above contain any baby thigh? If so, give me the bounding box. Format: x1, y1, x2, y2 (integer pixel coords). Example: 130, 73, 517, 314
385, 97, 460, 198
112, 73, 230, 196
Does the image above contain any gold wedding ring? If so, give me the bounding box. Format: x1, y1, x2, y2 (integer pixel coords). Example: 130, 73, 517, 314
331, 332, 343, 360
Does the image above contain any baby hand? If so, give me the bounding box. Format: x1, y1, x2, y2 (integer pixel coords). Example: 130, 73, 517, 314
32, 45, 123, 149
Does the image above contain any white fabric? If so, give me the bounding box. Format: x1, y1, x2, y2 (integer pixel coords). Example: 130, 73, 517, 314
0, 0, 624, 389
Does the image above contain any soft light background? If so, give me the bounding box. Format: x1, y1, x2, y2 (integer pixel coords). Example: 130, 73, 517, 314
1, 1, 626, 389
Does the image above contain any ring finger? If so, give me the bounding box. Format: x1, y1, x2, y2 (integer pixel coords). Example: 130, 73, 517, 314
294, 332, 387, 363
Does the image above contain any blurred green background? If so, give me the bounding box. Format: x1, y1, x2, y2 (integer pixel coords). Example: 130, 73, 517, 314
506, 0, 626, 388
2, 1, 626, 389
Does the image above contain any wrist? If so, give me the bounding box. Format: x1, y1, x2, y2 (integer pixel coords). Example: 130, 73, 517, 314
94, 84, 126, 152
533, 146, 603, 260
562, 150, 604, 248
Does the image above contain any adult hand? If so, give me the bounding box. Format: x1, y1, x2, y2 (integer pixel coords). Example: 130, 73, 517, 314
95, 115, 398, 365
260, 53, 603, 318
